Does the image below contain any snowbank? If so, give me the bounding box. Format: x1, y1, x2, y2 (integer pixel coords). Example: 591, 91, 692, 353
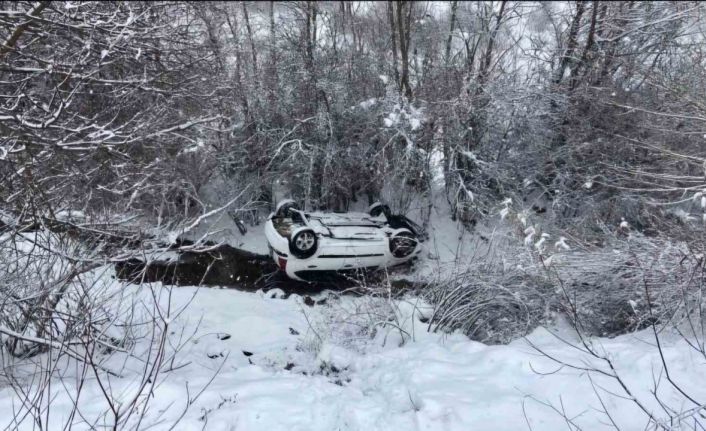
2, 278, 704, 430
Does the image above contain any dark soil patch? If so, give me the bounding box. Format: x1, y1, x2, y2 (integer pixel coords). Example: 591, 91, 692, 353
115, 241, 276, 290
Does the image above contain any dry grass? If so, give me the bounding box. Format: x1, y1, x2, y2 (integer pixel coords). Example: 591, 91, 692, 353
422, 232, 704, 343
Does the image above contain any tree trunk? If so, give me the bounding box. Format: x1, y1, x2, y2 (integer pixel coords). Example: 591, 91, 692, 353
242, 3, 258, 78
396, 1, 413, 99
0, 1, 50, 59
267, 1, 279, 121
570, 0, 599, 89
387, 2, 401, 89
225, 8, 252, 125
445, 1, 459, 67
477, 0, 507, 87
553, 1, 585, 86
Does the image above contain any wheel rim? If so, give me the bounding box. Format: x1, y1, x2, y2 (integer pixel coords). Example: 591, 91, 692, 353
295, 232, 315, 250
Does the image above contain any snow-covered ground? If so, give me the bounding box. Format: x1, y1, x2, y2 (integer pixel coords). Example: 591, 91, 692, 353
184, 206, 270, 255
5, 179, 699, 430
2, 273, 705, 430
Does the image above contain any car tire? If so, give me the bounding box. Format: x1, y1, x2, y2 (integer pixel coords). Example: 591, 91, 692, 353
368, 202, 391, 218
289, 227, 318, 259
389, 229, 418, 258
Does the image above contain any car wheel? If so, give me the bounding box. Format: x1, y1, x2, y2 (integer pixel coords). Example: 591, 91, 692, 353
289, 227, 318, 259
368, 202, 391, 218
389, 229, 418, 258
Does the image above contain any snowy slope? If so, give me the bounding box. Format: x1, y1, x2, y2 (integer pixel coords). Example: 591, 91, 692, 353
2, 277, 704, 430
176, 207, 269, 254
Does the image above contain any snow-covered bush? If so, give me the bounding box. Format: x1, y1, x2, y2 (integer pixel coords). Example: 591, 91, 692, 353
423, 231, 704, 345
0, 228, 206, 429
424, 194, 705, 344
425, 267, 554, 344
548, 236, 704, 337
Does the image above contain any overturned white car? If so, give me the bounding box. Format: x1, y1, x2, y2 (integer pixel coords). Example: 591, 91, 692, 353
264, 200, 423, 281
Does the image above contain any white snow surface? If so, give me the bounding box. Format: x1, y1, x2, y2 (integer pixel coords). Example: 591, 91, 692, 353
182, 206, 270, 254
2, 276, 705, 430
13, 175, 697, 429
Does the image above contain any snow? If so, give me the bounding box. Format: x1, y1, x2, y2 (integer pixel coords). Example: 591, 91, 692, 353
382, 104, 425, 132
2, 278, 706, 430
534, 232, 550, 251
358, 98, 377, 109
4, 155, 704, 429
524, 226, 536, 246
87, 128, 115, 140
554, 236, 570, 251
0, 209, 16, 226
54, 209, 86, 221
673, 208, 697, 223
179, 204, 269, 254
179, 139, 205, 155
461, 150, 485, 165
157, 209, 269, 254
